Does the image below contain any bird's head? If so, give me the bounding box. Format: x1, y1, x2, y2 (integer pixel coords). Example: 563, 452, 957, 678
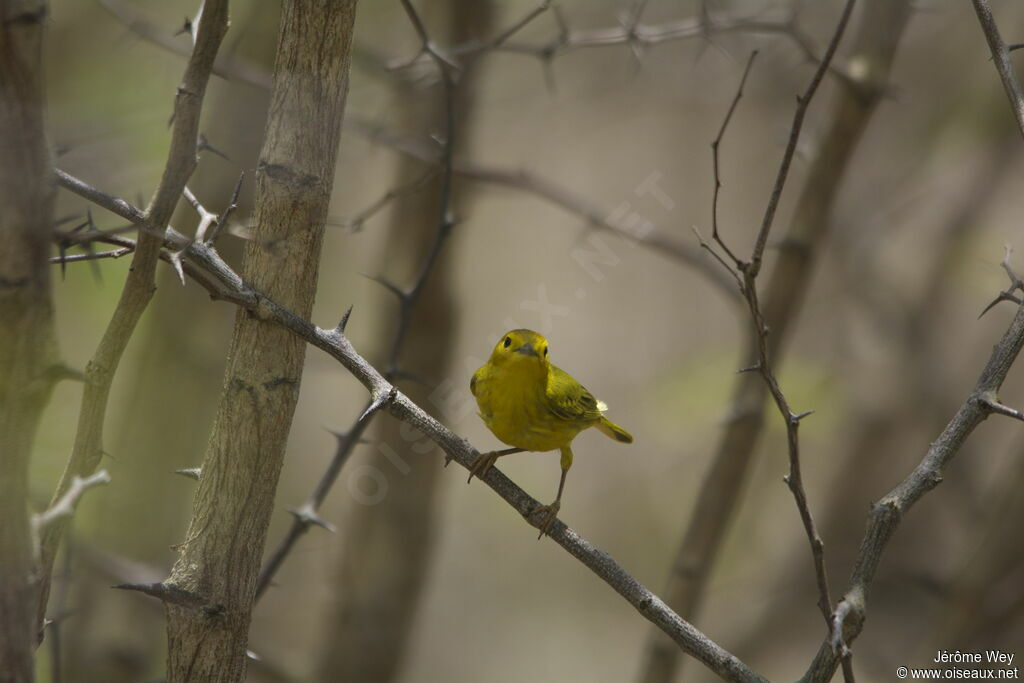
488, 329, 550, 370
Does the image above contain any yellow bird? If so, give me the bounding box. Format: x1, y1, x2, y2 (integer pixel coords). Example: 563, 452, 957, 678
469, 329, 633, 537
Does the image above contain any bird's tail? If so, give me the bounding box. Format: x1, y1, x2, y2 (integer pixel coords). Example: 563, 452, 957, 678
596, 416, 633, 444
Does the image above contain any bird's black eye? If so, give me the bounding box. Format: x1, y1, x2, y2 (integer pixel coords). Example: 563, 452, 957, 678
503, 336, 511, 348
543, 346, 548, 356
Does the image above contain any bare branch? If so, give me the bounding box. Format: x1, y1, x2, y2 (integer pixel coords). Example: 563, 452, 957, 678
747, 0, 856, 278
710, 51, 758, 270
49, 247, 133, 266
330, 167, 438, 232
32, 471, 110, 533
98, 0, 271, 90
971, 0, 1024, 140
345, 117, 741, 301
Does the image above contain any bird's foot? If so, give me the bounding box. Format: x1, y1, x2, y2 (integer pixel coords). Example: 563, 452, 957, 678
529, 501, 561, 539
466, 451, 500, 483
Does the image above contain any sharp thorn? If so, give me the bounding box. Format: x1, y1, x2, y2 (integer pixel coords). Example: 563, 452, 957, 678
358, 387, 397, 422
169, 250, 187, 286
287, 505, 337, 533
174, 468, 201, 481
323, 425, 370, 445
335, 305, 353, 335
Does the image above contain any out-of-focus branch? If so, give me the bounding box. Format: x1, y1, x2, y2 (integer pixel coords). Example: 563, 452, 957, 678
35, 0, 230, 638
639, 2, 913, 682
971, 0, 1024, 139
55, 171, 767, 683
801, 266, 1024, 683
98, 0, 271, 90
446, 8, 832, 79
345, 117, 740, 302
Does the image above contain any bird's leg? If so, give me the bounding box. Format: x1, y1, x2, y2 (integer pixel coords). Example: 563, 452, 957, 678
467, 447, 523, 483
531, 447, 572, 539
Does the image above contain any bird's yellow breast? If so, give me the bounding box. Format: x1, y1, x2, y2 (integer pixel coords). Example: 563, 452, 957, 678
472, 362, 587, 453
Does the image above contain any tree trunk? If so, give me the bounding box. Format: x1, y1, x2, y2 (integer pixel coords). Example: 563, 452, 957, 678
163, 2, 358, 681
0, 2, 59, 681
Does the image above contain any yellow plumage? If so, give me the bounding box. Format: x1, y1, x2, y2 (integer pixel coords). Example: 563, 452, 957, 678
469, 329, 633, 537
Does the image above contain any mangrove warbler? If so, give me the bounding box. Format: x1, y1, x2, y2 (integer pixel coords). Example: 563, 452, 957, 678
469, 329, 633, 537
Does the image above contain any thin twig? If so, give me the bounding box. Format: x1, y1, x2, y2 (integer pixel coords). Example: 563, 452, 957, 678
32, 471, 111, 534
55, 171, 766, 683
49, 247, 133, 265
329, 166, 439, 232
345, 117, 740, 302
748, 0, 856, 278
710, 51, 758, 271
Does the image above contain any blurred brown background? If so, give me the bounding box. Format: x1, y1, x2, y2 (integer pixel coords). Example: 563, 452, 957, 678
36, 0, 1024, 681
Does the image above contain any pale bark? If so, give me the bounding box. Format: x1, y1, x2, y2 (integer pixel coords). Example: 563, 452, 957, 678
163, 2, 358, 681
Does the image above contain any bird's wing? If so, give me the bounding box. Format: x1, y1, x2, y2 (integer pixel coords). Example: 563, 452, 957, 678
546, 365, 605, 423
470, 366, 482, 397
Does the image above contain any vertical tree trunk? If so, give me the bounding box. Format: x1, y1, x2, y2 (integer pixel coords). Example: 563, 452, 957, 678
61, 7, 278, 680
315, 3, 490, 681
164, 2, 358, 681
0, 2, 59, 680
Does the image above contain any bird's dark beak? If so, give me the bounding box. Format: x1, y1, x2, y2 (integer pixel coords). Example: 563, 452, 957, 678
514, 342, 539, 357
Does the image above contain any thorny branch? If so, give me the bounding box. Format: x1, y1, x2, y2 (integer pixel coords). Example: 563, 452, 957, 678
420, 5, 839, 85
55, 168, 765, 683
695, 0, 856, 668
971, 0, 1024, 140
345, 117, 740, 302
